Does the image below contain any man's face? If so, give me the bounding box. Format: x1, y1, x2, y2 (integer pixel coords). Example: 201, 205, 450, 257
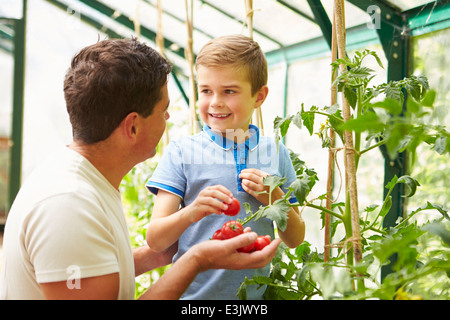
138, 83, 170, 160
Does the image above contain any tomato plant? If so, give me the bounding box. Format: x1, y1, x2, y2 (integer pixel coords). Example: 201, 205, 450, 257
238, 49, 450, 300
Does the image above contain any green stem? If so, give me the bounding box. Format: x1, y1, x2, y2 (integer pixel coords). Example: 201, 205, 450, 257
304, 203, 344, 221
354, 83, 364, 170
302, 110, 344, 124
342, 194, 354, 267
359, 139, 386, 156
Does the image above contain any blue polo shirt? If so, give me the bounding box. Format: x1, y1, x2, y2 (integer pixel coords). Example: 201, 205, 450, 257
146, 124, 297, 300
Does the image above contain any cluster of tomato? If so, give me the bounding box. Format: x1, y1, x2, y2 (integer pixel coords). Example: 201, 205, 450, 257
212, 197, 271, 253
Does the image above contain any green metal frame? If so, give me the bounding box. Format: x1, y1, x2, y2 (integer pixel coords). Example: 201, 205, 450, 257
46, 0, 191, 106
7, 0, 27, 209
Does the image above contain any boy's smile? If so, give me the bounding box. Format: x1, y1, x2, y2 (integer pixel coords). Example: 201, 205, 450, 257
209, 112, 231, 119
196, 66, 268, 143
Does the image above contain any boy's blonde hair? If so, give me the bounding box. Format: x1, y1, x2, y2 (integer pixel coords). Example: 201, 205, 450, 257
195, 34, 268, 96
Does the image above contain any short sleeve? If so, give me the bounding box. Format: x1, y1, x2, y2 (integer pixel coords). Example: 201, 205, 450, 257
146, 140, 186, 198
25, 193, 120, 283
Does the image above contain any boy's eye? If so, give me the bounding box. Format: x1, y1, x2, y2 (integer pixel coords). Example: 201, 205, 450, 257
200, 89, 211, 94
225, 89, 236, 94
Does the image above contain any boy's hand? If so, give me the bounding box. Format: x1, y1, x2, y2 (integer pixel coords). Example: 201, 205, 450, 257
187, 185, 233, 223
239, 169, 283, 206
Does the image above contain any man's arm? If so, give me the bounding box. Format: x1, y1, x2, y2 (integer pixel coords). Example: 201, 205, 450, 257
40, 273, 120, 300
133, 242, 178, 276
40, 232, 280, 300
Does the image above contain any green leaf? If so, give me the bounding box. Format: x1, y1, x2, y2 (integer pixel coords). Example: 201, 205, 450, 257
273, 116, 291, 138
237, 278, 248, 300
288, 171, 317, 205
415, 74, 430, 91
384, 82, 403, 102
369, 50, 385, 69
301, 105, 315, 136
340, 111, 384, 133
296, 266, 315, 296
422, 222, 450, 246
292, 111, 302, 130
344, 86, 357, 109
434, 135, 447, 155
405, 79, 422, 100
349, 66, 373, 78
263, 175, 287, 195
421, 89, 436, 107
379, 196, 392, 217
372, 98, 403, 116
406, 96, 420, 114
264, 199, 290, 232
397, 175, 420, 198
385, 174, 399, 190
411, 202, 449, 221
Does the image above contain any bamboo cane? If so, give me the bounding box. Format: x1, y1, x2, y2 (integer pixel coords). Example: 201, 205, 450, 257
133, 0, 141, 38
244, 0, 264, 133
324, 9, 338, 263
156, 0, 164, 57
333, 0, 362, 264
245, 0, 254, 37
185, 0, 200, 134
155, 0, 169, 153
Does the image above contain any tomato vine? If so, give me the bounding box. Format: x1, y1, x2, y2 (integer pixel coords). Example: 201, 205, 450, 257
238, 48, 450, 300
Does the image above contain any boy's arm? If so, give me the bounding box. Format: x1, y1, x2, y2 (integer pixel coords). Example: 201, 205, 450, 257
146, 190, 190, 252
239, 168, 305, 248
146, 186, 233, 252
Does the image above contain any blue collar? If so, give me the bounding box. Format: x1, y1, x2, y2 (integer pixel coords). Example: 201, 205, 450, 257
203, 124, 260, 151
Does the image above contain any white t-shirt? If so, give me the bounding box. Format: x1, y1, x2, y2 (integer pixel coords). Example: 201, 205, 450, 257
0, 146, 135, 299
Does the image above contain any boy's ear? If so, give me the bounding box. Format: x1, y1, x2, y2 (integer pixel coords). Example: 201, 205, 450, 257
254, 85, 269, 108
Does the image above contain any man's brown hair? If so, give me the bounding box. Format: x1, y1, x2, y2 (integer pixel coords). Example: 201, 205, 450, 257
195, 34, 268, 96
64, 38, 172, 144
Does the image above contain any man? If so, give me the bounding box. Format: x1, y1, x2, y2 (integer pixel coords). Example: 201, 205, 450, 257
0, 38, 280, 299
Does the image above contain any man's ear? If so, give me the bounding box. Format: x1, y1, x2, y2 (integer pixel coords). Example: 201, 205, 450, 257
120, 112, 139, 141
254, 85, 269, 109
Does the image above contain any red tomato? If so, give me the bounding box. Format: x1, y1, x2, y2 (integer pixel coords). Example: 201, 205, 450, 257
223, 198, 240, 216
220, 220, 244, 239
237, 241, 255, 253
212, 229, 224, 240
253, 235, 271, 251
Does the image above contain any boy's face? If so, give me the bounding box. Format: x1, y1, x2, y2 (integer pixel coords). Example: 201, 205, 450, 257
197, 66, 267, 139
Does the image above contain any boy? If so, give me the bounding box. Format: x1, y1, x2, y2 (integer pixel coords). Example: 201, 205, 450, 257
145, 35, 305, 299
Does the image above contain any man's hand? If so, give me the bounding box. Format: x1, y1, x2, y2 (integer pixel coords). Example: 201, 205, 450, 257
191, 232, 282, 272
